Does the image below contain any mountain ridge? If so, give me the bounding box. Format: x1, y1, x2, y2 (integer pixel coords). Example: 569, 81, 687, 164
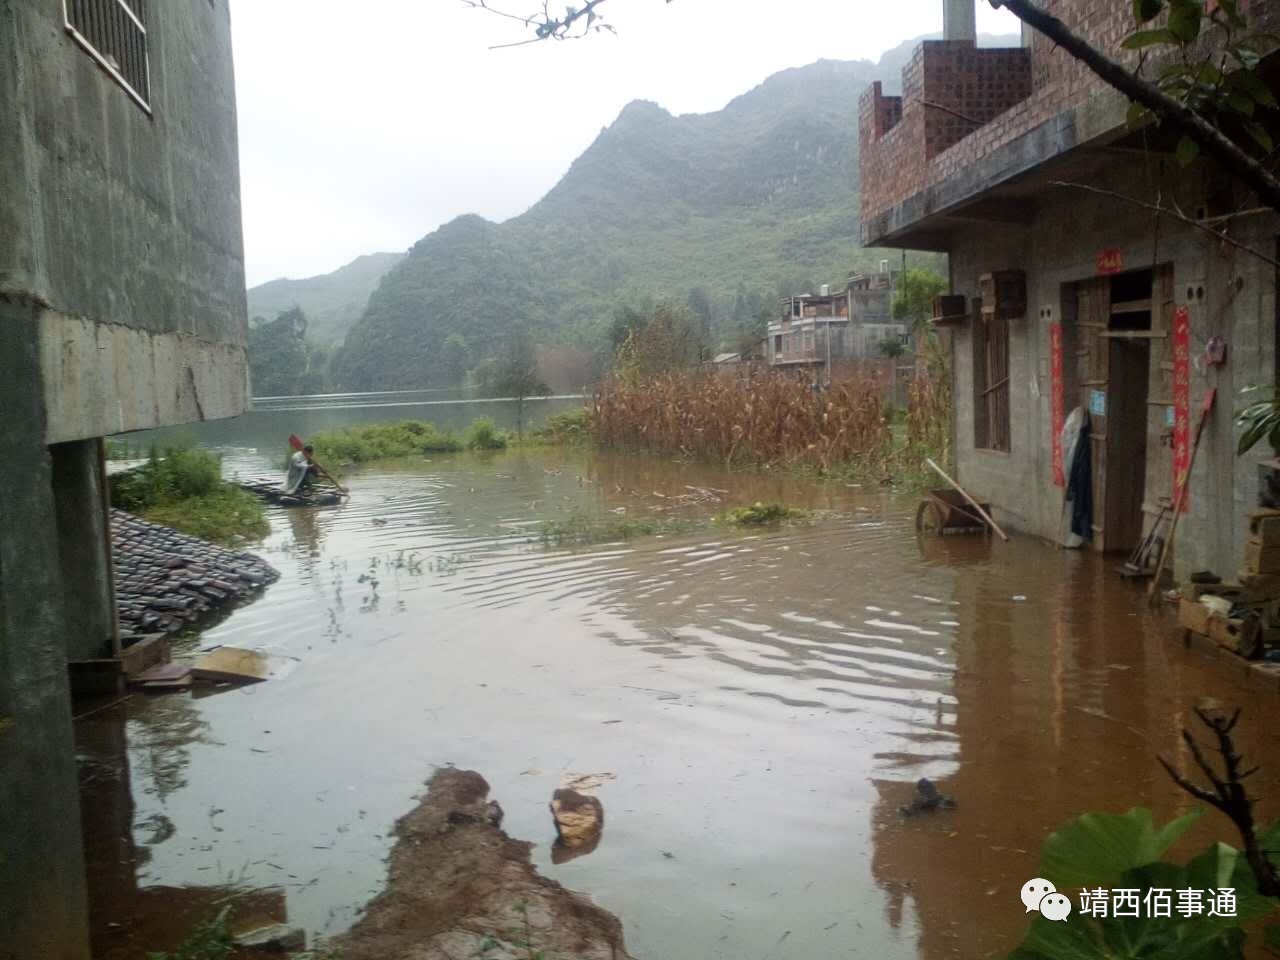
324, 38, 1017, 390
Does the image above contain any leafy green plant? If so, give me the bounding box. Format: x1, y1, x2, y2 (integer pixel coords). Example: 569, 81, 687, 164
1236, 386, 1280, 455
109, 447, 223, 511
1010, 807, 1279, 959
466, 417, 509, 451
1123, 0, 1280, 165
145, 908, 235, 960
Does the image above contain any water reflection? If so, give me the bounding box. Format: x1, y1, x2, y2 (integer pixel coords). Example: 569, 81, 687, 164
79, 443, 1280, 960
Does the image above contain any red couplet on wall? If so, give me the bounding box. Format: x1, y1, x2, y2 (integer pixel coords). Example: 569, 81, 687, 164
1172, 305, 1192, 512
1096, 248, 1124, 275
1050, 322, 1065, 486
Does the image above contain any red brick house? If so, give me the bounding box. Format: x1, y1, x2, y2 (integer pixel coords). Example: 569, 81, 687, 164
859, 0, 1280, 579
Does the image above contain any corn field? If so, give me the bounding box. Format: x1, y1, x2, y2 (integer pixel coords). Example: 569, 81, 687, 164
591, 370, 894, 473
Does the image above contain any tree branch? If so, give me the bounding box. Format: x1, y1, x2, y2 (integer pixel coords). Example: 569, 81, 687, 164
1158, 707, 1280, 898
1048, 180, 1280, 269
461, 0, 615, 47
992, 0, 1280, 214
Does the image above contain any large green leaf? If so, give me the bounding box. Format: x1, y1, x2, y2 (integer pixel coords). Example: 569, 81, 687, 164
1040, 808, 1203, 888
1122, 28, 1179, 49
1168, 0, 1203, 43
1176, 135, 1201, 167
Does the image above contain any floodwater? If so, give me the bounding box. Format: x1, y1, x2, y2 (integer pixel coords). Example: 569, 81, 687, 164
78, 397, 1280, 959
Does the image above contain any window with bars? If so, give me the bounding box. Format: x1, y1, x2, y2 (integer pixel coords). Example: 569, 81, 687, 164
973, 298, 1011, 452
63, 0, 150, 112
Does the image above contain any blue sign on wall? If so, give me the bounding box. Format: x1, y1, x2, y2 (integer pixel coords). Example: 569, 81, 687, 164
1089, 389, 1107, 418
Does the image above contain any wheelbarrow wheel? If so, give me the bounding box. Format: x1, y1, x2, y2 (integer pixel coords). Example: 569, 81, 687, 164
916, 500, 944, 535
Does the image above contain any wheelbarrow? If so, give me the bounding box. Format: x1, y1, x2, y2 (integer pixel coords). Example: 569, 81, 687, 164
916, 488, 994, 535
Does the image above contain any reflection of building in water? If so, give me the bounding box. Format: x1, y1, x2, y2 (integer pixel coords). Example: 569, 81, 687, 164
868, 540, 1272, 960
76, 703, 289, 960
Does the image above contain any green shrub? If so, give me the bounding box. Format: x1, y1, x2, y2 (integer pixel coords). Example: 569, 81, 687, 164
465, 417, 508, 451
309, 420, 462, 464
530, 406, 591, 445
109, 448, 224, 511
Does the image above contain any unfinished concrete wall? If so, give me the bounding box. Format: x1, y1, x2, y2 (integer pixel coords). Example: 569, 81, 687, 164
947, 163, 1278, 578
0, 0, 249, 442
0, 301, 90, 960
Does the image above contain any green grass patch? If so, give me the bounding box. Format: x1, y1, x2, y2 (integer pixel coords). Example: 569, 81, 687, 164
536, 509, 697, 547
310, 419, 464, 465
718, 502, 812, 526
138, 488, 270, 546
109, 448, 268, 546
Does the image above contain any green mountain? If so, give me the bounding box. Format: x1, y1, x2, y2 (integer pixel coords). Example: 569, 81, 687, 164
332, 42, 1012, 391
247, 251, 405, 346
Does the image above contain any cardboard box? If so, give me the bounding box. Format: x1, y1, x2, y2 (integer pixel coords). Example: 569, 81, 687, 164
1179, 597, 1215, 636
1208, 615, 1262, 658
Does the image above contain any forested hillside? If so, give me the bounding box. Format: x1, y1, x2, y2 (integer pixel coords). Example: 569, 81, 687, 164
328, 39, 1012, 390
247, 252, 404, 346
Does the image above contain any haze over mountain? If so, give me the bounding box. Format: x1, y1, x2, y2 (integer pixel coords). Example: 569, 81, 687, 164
247, 252, 405, 346
253, 37, 1015, 392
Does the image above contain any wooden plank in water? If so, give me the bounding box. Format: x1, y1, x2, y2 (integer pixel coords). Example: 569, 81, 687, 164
192, 647, 271, 684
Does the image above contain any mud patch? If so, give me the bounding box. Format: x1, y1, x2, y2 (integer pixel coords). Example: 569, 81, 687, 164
331, 768, 632, 960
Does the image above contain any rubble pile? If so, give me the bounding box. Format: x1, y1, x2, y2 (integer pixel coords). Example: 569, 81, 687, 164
111, 509, 279, 643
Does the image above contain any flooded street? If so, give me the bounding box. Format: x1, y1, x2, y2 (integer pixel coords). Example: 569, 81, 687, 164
81, 402, 1280, 960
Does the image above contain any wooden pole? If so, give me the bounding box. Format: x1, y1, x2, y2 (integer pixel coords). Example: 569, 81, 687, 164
1148, 388, 1217, 602
925, 458, 1010, 541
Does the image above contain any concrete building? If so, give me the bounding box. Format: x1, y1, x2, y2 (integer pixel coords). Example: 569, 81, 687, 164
0, 2, 248, 955
767, 272, 906, 371
859, 0, 1280, 577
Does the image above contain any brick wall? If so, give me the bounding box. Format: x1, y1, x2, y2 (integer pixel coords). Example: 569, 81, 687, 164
859, 0, 1142, 224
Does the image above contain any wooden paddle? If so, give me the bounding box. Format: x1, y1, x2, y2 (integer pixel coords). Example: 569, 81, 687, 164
288, 434, 348, 494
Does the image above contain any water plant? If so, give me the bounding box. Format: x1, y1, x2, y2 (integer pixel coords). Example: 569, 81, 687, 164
718, 502, 811, 526
145, 907, 235, 960
536, 509, 696, 546
529, 406, 591, 445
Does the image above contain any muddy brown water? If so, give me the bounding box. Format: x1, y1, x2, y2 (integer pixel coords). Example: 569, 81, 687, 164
78, 433, 1280, 959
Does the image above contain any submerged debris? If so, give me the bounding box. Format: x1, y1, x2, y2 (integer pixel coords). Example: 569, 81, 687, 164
899, 777, 957, 817
332, 768, 633, 960
719, 502, 813, 526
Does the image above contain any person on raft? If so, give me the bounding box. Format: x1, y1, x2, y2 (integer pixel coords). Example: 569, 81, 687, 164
283, 445, 319, 494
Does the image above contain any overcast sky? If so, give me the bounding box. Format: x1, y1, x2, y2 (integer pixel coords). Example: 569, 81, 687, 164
230, 0, 1020, 287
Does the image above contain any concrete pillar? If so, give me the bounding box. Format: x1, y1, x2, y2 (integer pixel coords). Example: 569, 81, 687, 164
944, 0, 977, 41
0, 298, 91, 959
50, 439, 116, 662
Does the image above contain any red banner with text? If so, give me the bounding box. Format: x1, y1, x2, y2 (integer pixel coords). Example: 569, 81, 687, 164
1172, 306, 1191, 512
1050, 322, 1064, 486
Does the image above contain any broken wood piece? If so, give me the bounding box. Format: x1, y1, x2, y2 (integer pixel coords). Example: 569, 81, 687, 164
192, 646, 271, 684
130, 661, 193, 688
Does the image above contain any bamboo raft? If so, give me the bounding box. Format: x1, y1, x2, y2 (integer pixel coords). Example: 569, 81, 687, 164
238, 479, 345, 508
